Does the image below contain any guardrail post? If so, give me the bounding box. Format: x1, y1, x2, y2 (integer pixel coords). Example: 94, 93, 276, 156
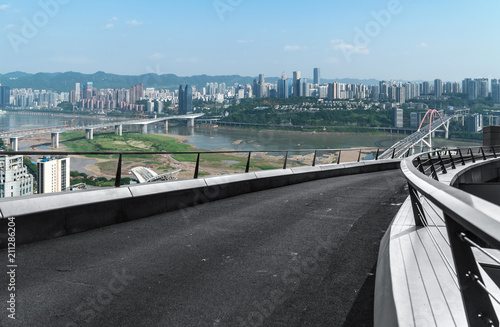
427, 153, 439, 181
437, 152, 447, 174
416, 156, 425, 174
391, 148, 396, 159
468, 148, 476, 163
312, 150, 317, 167
458, 149, 465, 165
405, 149, 411, 157
492, 146, 497, 159
357, 149, 362, 162
408, 184, 426, 226
114, 154, 122, 188
194, 153, 200, 179
444, 215, 499, 327
245, 151, 251, 173
337, 151, 342, 164
448, 150, 456, 170
375, 148, 380, 160
480, 147, 487, 160
283, 151, 288, 169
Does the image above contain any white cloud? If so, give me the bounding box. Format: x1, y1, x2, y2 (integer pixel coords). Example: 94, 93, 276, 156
420, 42, 429, 47
236, 39, 253, 44
126, 20, 143, 26
105, 23, 114, 29
150, 53, 164, 60
111, 17, 119, 21
284, 45, 306, 51
0, 4, 10, 10
3, 24, 15, 31
331, 39, 369, 55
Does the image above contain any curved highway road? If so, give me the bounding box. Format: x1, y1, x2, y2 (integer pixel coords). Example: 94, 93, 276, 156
0, 170, 408, 327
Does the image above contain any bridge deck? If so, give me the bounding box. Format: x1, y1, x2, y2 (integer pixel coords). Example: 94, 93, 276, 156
0, 170, 407, 327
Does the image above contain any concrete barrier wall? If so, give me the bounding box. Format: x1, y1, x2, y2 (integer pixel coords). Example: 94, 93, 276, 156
0, 160, 400, 248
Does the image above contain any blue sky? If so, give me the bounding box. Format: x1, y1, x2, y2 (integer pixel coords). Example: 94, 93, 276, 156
1, 0, 499, 82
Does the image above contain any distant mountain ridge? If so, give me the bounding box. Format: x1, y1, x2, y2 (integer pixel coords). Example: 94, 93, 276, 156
0, 71, 380, 92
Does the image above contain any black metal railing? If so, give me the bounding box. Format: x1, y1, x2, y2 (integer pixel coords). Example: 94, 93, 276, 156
1, 146, 392, 189
402, 145, 500, 327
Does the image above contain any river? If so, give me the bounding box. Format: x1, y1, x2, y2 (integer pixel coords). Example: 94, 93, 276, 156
1, 112, 480, 152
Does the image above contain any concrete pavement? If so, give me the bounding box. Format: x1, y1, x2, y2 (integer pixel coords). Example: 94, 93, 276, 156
0, 170, 408, 327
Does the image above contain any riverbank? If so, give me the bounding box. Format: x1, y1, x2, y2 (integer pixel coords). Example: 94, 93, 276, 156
202, 124, 397, 136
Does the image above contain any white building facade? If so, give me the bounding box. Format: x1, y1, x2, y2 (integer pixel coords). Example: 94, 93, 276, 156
37, 156, 70, 194
0, 155, 34, 198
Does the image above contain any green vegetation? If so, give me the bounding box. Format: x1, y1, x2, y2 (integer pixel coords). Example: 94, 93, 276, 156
23, 157, 38, 179
57, 101, 75, 111
70, 171, 133, 187
218, 98, 392, 127
61, 131, 192, 158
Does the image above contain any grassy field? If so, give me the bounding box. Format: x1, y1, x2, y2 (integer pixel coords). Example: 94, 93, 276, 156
60, 131, 288, 177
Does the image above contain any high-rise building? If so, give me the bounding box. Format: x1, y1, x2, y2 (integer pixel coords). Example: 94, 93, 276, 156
313, 68, 320, 85
388, 86, 397, 101
303, 80, 311, 97
178, 85, 193, 115
129, 83, 144, 105
396, 86, 405, 104
75, 83, 81, 103
467, 79, 478, 100
293, 71, 302, 97
327, 82, 339, 100
37, 156, 70, 194
147, 100, 155, 113
421, 81, 430, 95
434, 79, 443, 99
478, 78, 489, 98
467, 114, 483, 132
393, 107, 403, 128
0, 155, 34, 198
370, 85, 380, 99
492, 79, 500, 103
0, 85, 11, 107
157, 101, 164, 114
277, 73, 289, 98
85, 82, 93, 99
258, 74, 266, 98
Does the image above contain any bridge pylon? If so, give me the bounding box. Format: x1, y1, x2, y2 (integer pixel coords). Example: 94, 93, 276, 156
417, 109, 448, 152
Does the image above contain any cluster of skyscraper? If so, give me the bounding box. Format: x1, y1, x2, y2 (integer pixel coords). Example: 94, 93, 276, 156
70, 82, 146, 111
0, 155, 69, 198
1, 72, 500, 111
462, 78, 493, 100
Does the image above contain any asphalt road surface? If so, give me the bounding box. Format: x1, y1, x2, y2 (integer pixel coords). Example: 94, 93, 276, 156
0, 170, 408, 327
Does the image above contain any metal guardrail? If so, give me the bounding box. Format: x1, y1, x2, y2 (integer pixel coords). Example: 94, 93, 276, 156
1, 146, 392, 188
401, 145, 500, 327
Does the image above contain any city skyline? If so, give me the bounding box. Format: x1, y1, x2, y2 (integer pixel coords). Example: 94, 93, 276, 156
1, 0, 499, 81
